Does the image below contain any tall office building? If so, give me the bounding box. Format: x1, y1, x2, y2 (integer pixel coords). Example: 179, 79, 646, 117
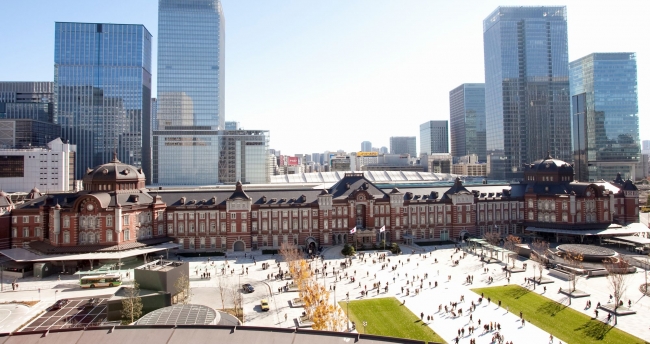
449, 84, 486, 162
154, 0, 225, 185
0, 82, 60, 149
218, 130, 270, 184
420, 121, 449, 155
570, 53, 639, 181
361, 141, 372, 152
55, 22, 152, 180
643, 140, 650, 155
390, 136, 417, 157
483, 7, 571, 180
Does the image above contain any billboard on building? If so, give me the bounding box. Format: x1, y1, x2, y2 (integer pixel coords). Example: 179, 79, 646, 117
357, 152, 378, 157
287, 157, 299, 166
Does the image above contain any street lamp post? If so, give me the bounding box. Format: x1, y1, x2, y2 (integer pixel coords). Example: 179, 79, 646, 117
346, 297, 350, 331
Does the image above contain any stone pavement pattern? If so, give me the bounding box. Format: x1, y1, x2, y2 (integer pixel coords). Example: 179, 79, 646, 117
2, 245, 650, 343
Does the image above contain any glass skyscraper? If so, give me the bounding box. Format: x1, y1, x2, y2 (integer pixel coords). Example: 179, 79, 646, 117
153, 0, 225, 185
390, 136, 417, 157
449, 84, 486, 162
420, 121, 449, 155
54, 22, 152, 180
570, 53, 639, 182
483, 7, 571, 180
0, 82, 60, 149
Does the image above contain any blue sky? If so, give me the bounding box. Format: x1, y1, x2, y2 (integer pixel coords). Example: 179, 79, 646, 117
1, 0, 647, 155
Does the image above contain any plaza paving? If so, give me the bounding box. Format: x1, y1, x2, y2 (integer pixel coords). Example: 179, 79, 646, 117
1, 245, 650, 343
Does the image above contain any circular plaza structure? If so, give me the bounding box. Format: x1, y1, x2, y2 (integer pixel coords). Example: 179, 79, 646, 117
556, 244, 617, 262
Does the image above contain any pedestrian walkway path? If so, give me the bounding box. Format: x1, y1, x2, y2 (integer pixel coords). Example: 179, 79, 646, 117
1, 245, 650, 342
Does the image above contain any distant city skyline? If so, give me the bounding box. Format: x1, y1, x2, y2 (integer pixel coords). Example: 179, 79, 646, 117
0, 1, 647, 155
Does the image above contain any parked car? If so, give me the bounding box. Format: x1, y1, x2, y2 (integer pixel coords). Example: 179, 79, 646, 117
242, 283, 255, 293
51, 299, 70, 310
260, 299, 270, 311
85, 298, 99, 307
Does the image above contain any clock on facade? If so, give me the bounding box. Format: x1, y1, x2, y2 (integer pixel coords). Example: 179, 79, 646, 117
87, 204, 94, 211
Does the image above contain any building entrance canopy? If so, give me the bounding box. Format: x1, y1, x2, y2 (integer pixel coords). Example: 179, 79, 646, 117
525, 223, 650, 237
0, 242, 179, 263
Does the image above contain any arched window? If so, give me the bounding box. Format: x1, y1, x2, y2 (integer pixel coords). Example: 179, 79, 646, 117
80, 232, 87, 243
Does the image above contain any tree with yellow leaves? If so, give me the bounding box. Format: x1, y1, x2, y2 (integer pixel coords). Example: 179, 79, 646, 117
280, 242, 346, 331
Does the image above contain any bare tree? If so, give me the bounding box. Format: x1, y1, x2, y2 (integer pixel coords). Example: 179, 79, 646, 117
530, 240, 550, 286
121, 282, 143, 324
604, 257, 632, 325
564, 252, 584, 293
227, 282, 244, 321
482, 231, 501, 260
504, 235, 522, 268
174, 272, 191, 305
217, 274, 227, 310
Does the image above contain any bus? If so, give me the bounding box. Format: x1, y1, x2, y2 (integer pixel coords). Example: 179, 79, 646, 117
80, 274, 122, 288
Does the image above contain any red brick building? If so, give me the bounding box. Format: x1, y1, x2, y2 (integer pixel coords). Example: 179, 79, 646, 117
6, 155, 642, 256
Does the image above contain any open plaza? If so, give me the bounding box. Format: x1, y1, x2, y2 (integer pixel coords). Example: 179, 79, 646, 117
1, 242, 650, 344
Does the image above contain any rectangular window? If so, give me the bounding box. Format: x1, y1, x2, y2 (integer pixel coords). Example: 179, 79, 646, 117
231, 223, 237, 233
178, 223, 184, 233
189, 223, 195, 232
107, 230, 113, 242
167, 213, 173, 220
242, 212, 247, 219
106, 216, 113, 227
313, 219, 318, 229
23, 216, 29, 223
231, 213, 236, 219
63, 231, 70, 243
252, 222, 258, 232
242, 221, 247, 232
23, 228, 29, 237
189, 213, 194, 220
199, 223, 205, 232
210, 223, 216, 233
168, 224, 174, 235
123, 215, 129, 225
220, 212, 226, 219
199, 213, 205, 219
220, 223, 226, 233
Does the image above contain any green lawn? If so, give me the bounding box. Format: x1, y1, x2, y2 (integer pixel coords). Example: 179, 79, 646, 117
472, 285, 648, 344
339, 297, 446, 343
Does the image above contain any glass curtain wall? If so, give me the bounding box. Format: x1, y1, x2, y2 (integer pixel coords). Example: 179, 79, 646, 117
570, 53, 639, 181
154, 0, 225, 185
483, 7, 571, 180
55, 22, 152, 180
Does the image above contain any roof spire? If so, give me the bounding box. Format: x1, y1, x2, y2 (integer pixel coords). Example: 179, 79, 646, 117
545, 151, 553, 160
112, 150, 120, 163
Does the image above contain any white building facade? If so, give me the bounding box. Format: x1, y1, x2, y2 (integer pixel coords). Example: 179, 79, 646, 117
0, 138, 76, 192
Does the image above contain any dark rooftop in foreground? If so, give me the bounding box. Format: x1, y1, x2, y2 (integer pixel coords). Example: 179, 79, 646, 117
0, 325, 442, 344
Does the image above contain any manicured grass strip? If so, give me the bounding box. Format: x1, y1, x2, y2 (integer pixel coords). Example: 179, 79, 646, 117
472, 285, 648, 344
339, 297, 446, 343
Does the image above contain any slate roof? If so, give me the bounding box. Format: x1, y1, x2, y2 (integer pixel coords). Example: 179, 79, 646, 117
15, 190, 154, 211
156, 188, 323, 207
441, 177, 472, 200
228, 181, 250, 200
327, 173, 388, 199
